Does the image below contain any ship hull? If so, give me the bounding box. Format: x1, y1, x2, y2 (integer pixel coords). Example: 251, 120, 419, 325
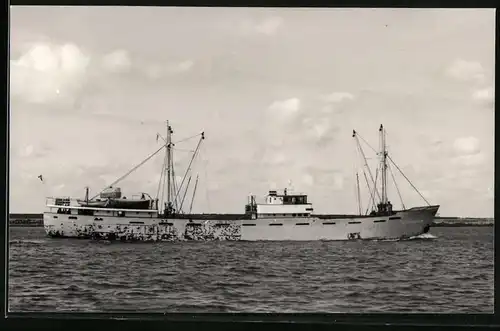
43, 205, 439, 242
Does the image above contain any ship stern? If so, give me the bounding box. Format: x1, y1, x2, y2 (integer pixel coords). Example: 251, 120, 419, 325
43, 212, 59, 237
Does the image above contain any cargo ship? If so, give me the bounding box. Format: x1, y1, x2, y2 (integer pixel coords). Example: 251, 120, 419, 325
43, 122, 439, 242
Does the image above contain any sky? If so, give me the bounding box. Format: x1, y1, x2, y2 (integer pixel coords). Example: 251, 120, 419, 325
9, 7, 495, 217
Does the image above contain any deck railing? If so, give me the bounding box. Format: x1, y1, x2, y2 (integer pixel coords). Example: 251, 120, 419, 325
44, 197, 159, 213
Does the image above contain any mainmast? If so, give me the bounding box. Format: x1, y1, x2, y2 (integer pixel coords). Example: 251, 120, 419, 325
379, 124, 388, 205
353, 124, 431, 216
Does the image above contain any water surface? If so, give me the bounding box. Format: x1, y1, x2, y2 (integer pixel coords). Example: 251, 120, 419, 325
9, 226, 493, 313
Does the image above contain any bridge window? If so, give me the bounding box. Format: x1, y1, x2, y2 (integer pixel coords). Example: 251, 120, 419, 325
282, 195, 307, 204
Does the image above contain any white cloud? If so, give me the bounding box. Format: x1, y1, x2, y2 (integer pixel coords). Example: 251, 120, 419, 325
20, 145, 34, 158
239, 16, 284, 36
452, 153, 486, 167
254, 16, 284, 35
144, 60, 194, 79
322, 92, 355, 103
101, 49, 131, 74
302, 116, 337, 146
268, 97, 301, 117
472, 87, 494, 103
486, 186, 493, 200
144, 63, 165, 79
446, 58, 485, 83
332, 172, 344, 191
302, 173, 315, 186
453, 136, 481, 156
172, 60, 194, 73
10, 42, 90, 105
267, 153, 287, 166
54, 184, 66, 192
451, 136, 486, 167
264, 96, 341, 155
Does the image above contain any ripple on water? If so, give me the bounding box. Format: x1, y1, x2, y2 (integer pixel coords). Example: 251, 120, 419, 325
8, 226, 494, 313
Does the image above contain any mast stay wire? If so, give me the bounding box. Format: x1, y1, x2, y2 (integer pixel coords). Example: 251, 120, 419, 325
156, 150, 167, 202
156, 131, 199, 211
388, 162, 406, 209
90, 140, 170, 201
174, 134, 204, 204
178, 144, 202, 213
352, 134, 363, 215
200, 143, 212, 213
354, 133, 381, 203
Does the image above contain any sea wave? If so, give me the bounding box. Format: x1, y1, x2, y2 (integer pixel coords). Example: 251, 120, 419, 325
9, 239, 46, 245
409, 233, 438, 240
8, 226, 493, 313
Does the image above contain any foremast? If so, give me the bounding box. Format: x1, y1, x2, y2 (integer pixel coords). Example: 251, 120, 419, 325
165, 121, 174, 216
81, 120, 205, 217
158, 122, 205, 217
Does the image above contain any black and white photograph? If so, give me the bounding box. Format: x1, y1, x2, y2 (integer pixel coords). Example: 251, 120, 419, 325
8, 6, 494, 313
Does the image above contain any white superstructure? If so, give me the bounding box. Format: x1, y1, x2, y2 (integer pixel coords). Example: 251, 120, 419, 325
254, 189, 313, 217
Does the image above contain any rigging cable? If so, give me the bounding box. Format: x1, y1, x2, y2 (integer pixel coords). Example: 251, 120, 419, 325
363, 171, 376, 215
358, 129, 430, 206
366, 168, 380, 214
171, 147, 196, 213
388, 162, 406, 210
172, 147, 196, 153
373, 168, 379, 204
156, 133, 169, 213
387, 154, 430, 206
90, 141, 169, 201
174, 133, 204, 203
356, 132, 378, 155
173, 132, 203, 145
170, 147, 181, 211
356, 173, 362, 215
179, 147, 201, 212
354, 134, 381, 202
156, 148, 167, 202
353, 135, 363, 215
179, 175, 192, 213
201, 145, 212, 213
189, 174, 200, 214
160, 156, 167, 213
